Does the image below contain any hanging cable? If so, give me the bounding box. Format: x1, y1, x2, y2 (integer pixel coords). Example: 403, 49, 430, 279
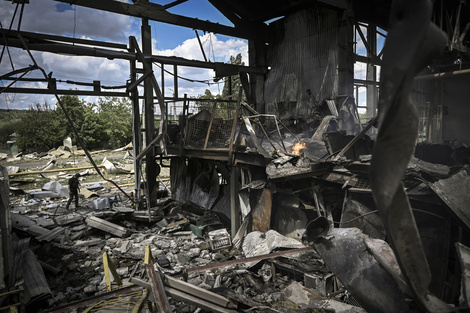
209, 33, 216, 62
14, 2, 132, 201
73, 4, 77, 43
152, 62, 222, 86
0, 3, 19, 66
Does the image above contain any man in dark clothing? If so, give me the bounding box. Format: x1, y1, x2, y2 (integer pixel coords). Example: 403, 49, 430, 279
66, 173, 80, 210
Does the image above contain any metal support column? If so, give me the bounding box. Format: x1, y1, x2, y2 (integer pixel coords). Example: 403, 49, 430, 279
0, 166, 12, 289
129, 38, 142, 208
142, 17, 158, 208
366, 23, 378, 119
248, 39, 266, 113
173, 65, 178, 100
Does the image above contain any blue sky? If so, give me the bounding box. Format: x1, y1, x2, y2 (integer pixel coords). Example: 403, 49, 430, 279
0, 0, 248, 110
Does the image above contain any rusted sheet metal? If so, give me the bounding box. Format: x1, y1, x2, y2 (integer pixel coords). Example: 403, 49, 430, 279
146, 263, 172, 313
369, 0, 451, 311
429, 168, 470, 230
311, 228, 409, 313
264, 6, 339, 119
251, 188, 272, 232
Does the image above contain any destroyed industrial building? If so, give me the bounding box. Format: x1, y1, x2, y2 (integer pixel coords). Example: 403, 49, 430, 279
2, 0, 470, 312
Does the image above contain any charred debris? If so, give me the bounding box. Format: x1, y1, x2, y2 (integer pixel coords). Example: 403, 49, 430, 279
1, 98, 470, 313
2, 0, 470, 312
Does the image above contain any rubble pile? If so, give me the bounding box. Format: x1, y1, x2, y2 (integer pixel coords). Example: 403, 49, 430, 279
2, 135, 470, 313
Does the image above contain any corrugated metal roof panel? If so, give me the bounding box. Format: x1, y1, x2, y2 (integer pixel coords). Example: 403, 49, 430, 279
265, 6, 340, 119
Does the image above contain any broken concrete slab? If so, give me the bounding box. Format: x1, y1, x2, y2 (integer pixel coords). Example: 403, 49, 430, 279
85, 216, 129, 238
28, 191, 58, 200
54, 213, 83, 226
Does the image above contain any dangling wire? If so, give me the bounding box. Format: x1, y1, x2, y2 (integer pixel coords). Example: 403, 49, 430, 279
0, 4, 19, 66
72, 4, 77, 43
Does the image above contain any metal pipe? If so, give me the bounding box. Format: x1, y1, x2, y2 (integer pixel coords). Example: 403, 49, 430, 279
414, 68, 470, 80
8, 165, 111, 188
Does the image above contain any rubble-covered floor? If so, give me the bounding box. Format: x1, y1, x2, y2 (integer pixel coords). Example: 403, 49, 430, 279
0, 148, 362, 313
3, 139, 470, 313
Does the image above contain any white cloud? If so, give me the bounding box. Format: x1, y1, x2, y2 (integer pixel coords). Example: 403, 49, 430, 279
0, 1, 248, 110
0, 0, 137, 42
153, 33, 248, 98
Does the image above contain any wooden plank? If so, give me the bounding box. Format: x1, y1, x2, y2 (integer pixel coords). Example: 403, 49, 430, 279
165, 287, 238, 313
251, 189, 272, 232
165, 275, 236, 308
204, 101, 219, 149
146, 263, 172, 313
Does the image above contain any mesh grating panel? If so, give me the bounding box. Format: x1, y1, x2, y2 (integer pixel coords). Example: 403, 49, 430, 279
186, 119, 210, 147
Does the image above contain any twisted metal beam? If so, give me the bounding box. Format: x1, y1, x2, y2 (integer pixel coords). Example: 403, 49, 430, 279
370, 0, 451, 311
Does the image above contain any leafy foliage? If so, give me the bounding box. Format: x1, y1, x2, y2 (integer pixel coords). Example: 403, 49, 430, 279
56, 94, 87, 143
194, 53, 244, 120
16, 102, 65, 152
5, 95, 133, 152
97, 97, 133, 148
222, 54, 244, 98
0, 109, 28, 146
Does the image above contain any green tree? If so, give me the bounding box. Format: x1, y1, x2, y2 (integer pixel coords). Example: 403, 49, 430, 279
79, 104, 106, 149
222, 53, 244, 98
0, 109, 27, 146
195, 89, 217, 112
16, 102, 66, 152
56, 94, 87, 143
97, 96, 133, 148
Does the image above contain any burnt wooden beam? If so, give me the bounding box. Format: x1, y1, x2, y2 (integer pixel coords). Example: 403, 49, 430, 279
207, 0, 244, 26
53, 0, 266, 40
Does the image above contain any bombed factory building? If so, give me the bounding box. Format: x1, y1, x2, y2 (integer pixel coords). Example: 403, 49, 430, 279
2, 0, 470, 312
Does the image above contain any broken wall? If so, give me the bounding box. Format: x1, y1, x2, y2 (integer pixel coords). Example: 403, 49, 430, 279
264, 6, 340, 119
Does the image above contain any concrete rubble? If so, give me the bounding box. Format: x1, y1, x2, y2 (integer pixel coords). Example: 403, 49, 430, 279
2, 138, 470, 313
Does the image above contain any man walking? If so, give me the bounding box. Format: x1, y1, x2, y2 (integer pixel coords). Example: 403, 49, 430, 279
66, 173, 80, 210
